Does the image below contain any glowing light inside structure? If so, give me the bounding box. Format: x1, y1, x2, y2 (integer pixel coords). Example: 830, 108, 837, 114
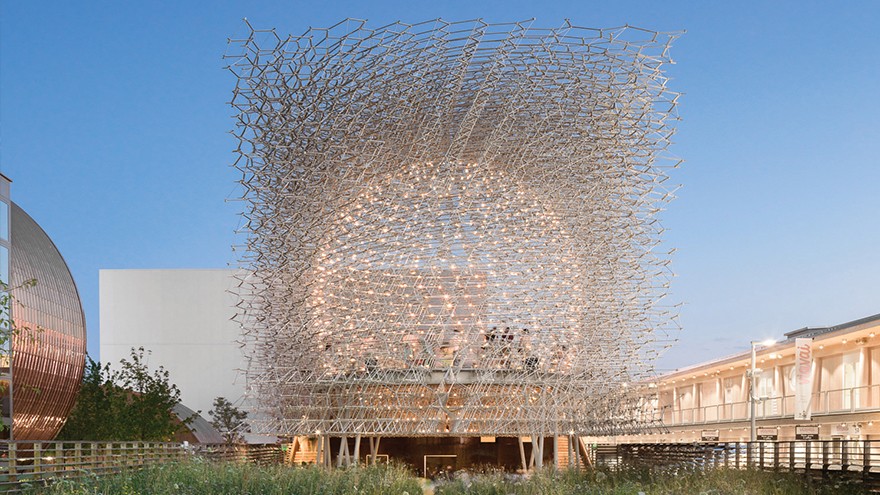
228, 18, 680, 437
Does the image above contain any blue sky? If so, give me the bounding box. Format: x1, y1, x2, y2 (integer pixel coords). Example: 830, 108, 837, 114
1, 0, 878, 372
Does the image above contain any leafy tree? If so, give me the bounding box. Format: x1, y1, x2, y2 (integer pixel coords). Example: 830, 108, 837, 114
0, 278, 39, 437
58, 347, 192, 441
56, 357, 112, 439
209, 396, 249, 444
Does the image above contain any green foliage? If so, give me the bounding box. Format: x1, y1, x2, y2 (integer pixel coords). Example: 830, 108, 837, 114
0, 278, 38, 348
58, 347, 190, 441
209, 396, 249, 444
0, 278, 39, 432
434, 467, 870, 495
22, 463, 873, 495
27, 460, 423, 495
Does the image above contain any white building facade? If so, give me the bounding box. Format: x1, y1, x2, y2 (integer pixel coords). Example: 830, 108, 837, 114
99, 269, 245, 417
592, 313, 880, 444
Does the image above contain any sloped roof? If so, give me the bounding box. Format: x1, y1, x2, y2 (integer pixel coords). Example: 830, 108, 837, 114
173, 403, 224, 444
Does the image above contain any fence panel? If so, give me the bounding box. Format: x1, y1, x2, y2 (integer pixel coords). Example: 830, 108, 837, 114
0, 441, 283, 493
597, 441, 880, 489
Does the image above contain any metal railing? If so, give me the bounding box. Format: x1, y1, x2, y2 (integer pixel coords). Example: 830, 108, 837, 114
656, 384, 880, 426
0, 441, 283, 492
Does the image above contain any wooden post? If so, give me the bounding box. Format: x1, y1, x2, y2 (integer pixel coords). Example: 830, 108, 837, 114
822, 441, 829, 474
804, 441, 810, 476
33, 443, 42, 478
75, 442, 82, 473
518, 437, 528, 472
8, 443, 17, 483
773, 442, 779, 471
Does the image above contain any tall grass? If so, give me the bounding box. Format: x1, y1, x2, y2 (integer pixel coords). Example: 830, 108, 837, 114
24, 462, 871, 495
435, 467, 870, 495
25, 460, 422, 495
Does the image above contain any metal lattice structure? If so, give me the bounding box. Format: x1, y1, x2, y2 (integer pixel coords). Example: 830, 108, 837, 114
228, 18, 680, 439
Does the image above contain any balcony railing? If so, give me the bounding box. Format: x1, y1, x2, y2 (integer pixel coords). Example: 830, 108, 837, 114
654, 384, 880, 426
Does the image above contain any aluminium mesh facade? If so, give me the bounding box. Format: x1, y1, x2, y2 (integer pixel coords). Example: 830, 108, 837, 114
229, 19, 680, 438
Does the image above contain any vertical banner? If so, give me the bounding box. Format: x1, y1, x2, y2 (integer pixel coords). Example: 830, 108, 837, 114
794, 338, 813, 420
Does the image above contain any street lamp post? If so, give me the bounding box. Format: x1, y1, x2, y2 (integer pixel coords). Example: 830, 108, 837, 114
749, 339, 776, 442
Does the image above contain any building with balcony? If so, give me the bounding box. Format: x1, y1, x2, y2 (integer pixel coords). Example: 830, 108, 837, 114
591, 313, 880, 444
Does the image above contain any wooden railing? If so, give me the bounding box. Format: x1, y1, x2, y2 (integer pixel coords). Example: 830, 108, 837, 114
595, 441, 880, 487
0, 441, 283, 492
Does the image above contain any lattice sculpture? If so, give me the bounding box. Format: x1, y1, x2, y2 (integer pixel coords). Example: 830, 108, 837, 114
228, 18, 680, 439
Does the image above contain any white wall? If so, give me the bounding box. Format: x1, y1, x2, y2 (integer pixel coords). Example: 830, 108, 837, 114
99, 269, 245, 417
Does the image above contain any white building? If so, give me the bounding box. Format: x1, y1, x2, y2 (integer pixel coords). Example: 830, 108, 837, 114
588, 312, 880, 444
99, 269, 245, 417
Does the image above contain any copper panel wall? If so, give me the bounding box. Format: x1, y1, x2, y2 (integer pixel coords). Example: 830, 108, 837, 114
10, 203, 86, 440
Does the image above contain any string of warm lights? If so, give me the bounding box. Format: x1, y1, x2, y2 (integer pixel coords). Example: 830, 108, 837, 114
227, 18, 681, 437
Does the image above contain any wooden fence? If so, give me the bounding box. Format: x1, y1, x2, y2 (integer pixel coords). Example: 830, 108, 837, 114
596, 441, 880, 488
0, 441, 282, 492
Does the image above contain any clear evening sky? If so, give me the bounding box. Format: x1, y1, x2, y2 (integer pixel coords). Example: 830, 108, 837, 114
1, 1, 878, 373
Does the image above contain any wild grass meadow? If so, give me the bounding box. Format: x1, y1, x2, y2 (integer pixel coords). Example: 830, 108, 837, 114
24, 461, 870, 495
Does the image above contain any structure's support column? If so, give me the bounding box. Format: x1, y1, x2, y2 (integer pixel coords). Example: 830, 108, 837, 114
861, 346, 870, 410
337, 436, 344, 468
539, 436, 545, 469
518, 436, 528, 472
324, 434, 332, 467
369, 436, 381, 464
672, 387, 679, 424
287, 437, 299, 465
578, 437, 593, 469
533, 435, 544, 469
338, 435, 351, 467
553, 435, 559, 471
315, 435, 324, 466
528, 436, 536, 469
353, 434, 361, 466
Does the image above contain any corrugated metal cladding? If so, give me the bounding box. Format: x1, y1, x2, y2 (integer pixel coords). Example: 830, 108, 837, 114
10, 203, 86, 440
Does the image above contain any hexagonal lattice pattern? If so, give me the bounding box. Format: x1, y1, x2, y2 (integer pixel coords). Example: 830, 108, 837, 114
228, 18, 680, 437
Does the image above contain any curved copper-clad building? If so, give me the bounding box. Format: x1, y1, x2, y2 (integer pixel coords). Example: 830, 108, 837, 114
8, 202, 87, 440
